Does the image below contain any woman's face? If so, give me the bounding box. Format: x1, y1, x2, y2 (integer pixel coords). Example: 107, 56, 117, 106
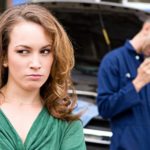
6, 21, 54, 91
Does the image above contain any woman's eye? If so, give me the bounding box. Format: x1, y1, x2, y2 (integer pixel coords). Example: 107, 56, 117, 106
40, 49, 50, 55
17, 50, 29, 54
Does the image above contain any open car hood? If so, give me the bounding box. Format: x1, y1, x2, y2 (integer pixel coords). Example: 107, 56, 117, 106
29, 0, 150, 92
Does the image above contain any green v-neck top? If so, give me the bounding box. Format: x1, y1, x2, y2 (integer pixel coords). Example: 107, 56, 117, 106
0, 107, 86, 150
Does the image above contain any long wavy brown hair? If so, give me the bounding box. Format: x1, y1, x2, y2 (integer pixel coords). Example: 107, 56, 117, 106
0, 4, 80, 121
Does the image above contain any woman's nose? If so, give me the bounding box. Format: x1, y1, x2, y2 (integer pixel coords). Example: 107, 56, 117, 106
29, 55, 41, 70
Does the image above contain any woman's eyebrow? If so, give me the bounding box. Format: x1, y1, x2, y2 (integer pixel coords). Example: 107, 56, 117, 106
41, 44, 52, 49
15, 44, 52, 49
15, 45, 31, 49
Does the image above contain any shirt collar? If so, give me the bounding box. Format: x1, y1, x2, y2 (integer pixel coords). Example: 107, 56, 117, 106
125, 40, 144, 59
124, 40, 135, 51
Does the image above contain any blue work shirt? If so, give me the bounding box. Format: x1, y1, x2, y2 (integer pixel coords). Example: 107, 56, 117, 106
97, 41, 150, 150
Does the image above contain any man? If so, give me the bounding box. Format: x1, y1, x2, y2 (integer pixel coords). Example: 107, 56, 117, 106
97, 19, 150, 150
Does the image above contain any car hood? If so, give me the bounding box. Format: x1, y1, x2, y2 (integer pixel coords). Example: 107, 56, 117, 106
28, 0, 150, 103
30, 1, 150, 91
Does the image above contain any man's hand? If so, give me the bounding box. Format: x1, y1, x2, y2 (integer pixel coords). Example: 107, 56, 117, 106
133, 58, 150, 92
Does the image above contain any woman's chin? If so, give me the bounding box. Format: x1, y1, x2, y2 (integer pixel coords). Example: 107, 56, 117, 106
22, 83, 42, 92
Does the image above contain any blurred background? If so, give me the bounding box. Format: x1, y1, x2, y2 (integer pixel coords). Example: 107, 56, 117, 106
0, 0, 150, 150
1, 0, 150, 11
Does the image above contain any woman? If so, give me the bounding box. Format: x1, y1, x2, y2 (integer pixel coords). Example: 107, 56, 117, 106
0, 4, 86, 150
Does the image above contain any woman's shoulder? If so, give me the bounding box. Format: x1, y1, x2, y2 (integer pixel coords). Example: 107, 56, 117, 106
49, 114, 83, 133
42, 108, 84, 137
53, 116, 83, 130
63, 119, 83, 131
58, 119, 84, 140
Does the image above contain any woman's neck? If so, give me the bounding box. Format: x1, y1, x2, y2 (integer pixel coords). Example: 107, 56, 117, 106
0, 85, 42, 105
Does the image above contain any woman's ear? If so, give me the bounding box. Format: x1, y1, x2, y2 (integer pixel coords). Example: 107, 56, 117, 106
3, 59, 8, 67
3, 63, 8, 67
3, 54, 8, 68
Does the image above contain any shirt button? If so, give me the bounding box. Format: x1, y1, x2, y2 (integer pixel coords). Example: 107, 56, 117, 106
126, 73, 131, 78
135, 55, 140, 60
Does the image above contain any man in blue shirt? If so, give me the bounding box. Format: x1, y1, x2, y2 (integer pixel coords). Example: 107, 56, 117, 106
97, 19, 150, 150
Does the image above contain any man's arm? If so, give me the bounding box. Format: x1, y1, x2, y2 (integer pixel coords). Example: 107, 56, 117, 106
97, 55, 141, 119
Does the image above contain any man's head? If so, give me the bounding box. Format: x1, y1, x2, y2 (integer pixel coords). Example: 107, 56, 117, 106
140, 20, 150, 57
130, 19, 150, 57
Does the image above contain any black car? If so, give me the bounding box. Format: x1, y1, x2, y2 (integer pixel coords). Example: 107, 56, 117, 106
29, 0, 150, 149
